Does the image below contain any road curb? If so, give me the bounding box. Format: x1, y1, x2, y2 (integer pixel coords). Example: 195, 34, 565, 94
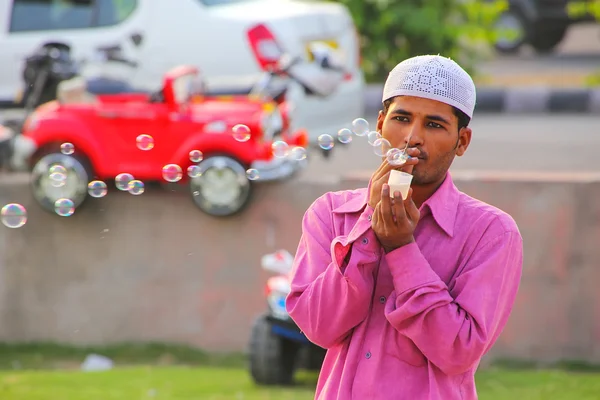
364, 84, 600, 114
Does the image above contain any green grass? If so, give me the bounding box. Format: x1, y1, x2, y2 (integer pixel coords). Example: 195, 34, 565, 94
0, 343, 599, 400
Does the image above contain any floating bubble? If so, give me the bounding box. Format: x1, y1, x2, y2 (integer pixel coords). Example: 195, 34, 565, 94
128, 180, 145, 195
1, 203, 27, 228
49, 172, 66, 188
187, 165, 202, 178
337, 128, 353, 144
162, 164, 183, 183
136, 134, 154, 151
246, 168, 260, 180
318, 134, 334, 151
55, 198, 75, 217
60, 142, 74, 155
367, 131, 382, 146
189, 150, 203, 163
232, 124, 251, 142
289, 146, 307, 161
49, 164, 68, 188
49, 165, 67, 175
271, 141, 289, 158
115, 173, 134, 191
351, 118, 369, 137
88, 180, 108, 198
373, 138, 391, 157
386, 148, 409, 166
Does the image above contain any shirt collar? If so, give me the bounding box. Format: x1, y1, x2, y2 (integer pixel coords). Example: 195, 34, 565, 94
332, 172, 460, 237
420, 172, 460, 237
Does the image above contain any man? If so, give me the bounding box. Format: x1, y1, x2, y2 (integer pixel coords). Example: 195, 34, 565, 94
286, 55, 523, 400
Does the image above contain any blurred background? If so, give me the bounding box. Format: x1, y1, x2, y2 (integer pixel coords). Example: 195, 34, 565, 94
0, 0, 599, 399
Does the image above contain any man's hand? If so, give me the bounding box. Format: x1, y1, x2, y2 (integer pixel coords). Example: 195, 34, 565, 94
372, 184, 420, 253
367, 147, 420, 209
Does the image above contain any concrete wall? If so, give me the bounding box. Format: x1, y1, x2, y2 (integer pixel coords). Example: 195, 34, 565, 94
1, 171, 599, 363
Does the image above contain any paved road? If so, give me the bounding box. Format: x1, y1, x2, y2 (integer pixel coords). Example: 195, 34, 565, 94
300, 114, 600, 181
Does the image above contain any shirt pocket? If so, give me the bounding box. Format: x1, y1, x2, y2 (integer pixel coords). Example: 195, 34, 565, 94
381, 294, 428, 367
383, 328, 428, 367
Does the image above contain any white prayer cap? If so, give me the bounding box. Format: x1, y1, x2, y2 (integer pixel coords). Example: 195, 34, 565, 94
382, 55, 476, 119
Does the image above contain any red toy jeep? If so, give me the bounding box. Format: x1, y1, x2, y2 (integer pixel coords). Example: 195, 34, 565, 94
9, 65, 308, 217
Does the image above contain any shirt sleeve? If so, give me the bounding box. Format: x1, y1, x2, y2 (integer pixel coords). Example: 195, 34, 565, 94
286, 196, 381, 349
383, 229, 523, 375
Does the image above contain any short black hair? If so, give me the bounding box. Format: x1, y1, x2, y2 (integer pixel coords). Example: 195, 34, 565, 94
382, 97, 471, 131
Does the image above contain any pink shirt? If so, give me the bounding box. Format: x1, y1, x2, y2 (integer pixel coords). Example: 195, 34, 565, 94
286, 173, 523, 400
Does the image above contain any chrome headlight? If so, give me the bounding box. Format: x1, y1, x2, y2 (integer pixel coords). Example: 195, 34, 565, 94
260, 108, 283, 140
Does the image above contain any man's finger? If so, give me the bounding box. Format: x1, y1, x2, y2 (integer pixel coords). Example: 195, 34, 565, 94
371, 202, 381, 226
393, 189, 407, 222
404, 188, 420, 223
380, 184, 396, 227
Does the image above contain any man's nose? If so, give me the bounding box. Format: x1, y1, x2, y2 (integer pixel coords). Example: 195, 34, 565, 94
404, 125, 424, 147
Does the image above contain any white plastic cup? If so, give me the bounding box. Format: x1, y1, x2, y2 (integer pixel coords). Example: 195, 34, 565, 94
387, 170, 413, 200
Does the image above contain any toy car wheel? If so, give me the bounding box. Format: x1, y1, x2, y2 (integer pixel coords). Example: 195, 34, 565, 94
305, 345, 326, 371
189, 155, 252, 217
249, 314, 300, 386
30, 152, 91, 215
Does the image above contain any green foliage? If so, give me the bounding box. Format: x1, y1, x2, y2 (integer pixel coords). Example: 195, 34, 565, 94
567, 0, 600, 19
331, 0, 509, 82
567, 1, 600, 87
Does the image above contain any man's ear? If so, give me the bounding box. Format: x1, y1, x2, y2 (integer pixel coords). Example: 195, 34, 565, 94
456, 127, 472, 157
376, 110, 385, 132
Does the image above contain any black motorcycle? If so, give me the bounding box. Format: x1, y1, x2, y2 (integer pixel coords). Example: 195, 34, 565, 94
21, 42, 79, 112
5, 41, 140, 134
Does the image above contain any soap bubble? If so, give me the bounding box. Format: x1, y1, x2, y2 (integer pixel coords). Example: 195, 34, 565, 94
49, 165, 67, 188
1, 203, 27, 228
232, 124, 251, 142
136, 134, 154, 151
271, 141, 289, 158
189, 150, 203, 163
351, 118, 369, 137
54, 198, 75, 217
88, 180, 108, 198
367, 131, 382, 146
128, 180, 145, 195
386, 148, 409, 166
337, 128, 353, 144
246, 168, 259, 180
162, 164, 183, 183
60, 142, 74, 155
187, 165, 202, 178
49, 164, 67, 175
115, 173, 134, 191
373, 138, 391, 157
318, 134, 334, 150
289, 146, 307, 161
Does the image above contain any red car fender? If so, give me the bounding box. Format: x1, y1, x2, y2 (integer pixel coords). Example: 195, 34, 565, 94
171, 131, 273, 168
26, 117, 104, 169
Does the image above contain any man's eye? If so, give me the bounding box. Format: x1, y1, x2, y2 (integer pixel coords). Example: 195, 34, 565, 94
428, 122, 443, 129
393, 116, 409, 122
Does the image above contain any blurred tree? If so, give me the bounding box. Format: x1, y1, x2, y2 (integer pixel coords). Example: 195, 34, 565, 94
566, 0, 600, 86
331, 0, 509, 82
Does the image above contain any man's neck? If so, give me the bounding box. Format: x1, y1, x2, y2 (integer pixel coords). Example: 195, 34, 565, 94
411, 176, 447, 209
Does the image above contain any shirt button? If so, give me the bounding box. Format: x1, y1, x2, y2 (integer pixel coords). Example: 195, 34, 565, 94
362, 238, 369, 245
379, 296, 386, 304
367, 215, 372, 221
365, 352, 371, 359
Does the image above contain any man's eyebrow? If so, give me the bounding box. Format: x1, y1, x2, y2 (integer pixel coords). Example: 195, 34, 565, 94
390, 108, 450, 125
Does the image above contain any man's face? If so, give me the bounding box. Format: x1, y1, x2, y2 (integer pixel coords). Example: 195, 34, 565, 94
376, 96, 472, 186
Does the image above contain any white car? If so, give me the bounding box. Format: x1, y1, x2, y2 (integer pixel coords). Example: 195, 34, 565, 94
0, 0, 365, 144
